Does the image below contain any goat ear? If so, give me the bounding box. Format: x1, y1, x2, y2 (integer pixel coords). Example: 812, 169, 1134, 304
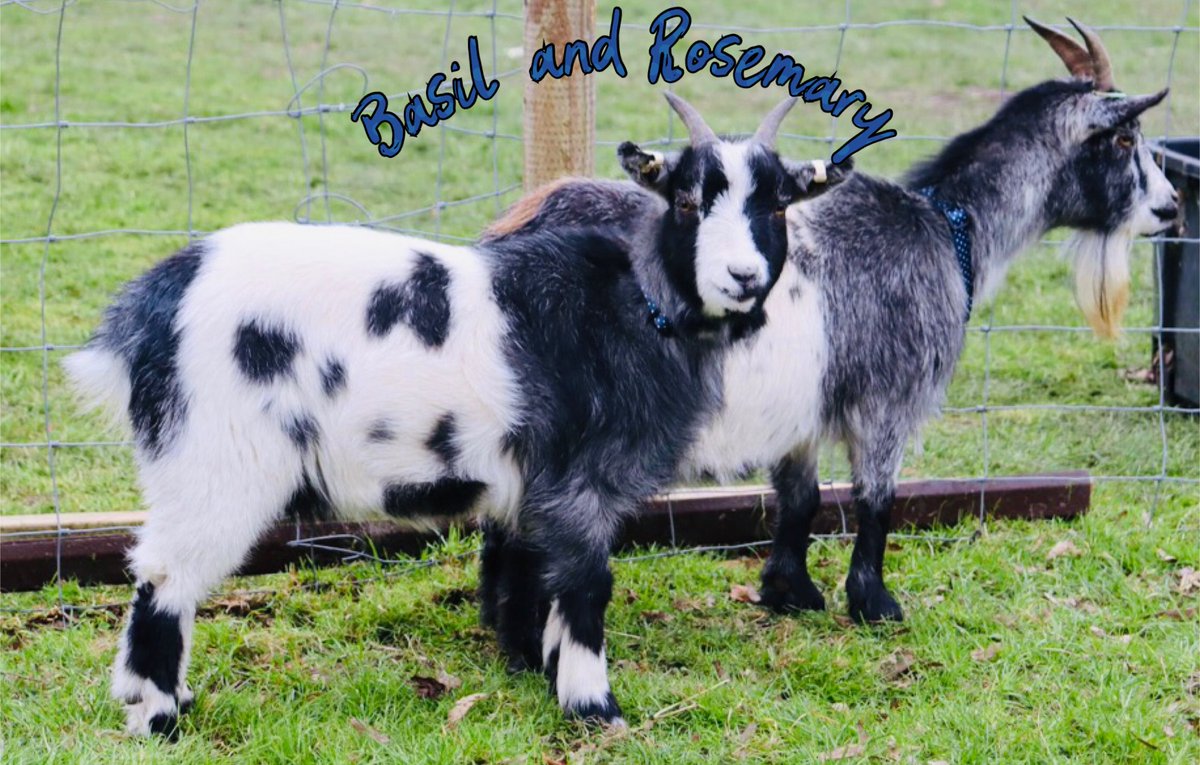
1087, 89, 1169, 134
618, 141, 673, 195
783, 156, 854, 200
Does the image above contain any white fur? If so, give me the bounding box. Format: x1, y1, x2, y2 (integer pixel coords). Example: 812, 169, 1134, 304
72, 223, 526, 535
694, 143, 770, 317
68, 222, 532, 732
683, 258, 828, 479
1064, 226, 1134, 339
121, 683, 177, 737
543, 601, 620, 723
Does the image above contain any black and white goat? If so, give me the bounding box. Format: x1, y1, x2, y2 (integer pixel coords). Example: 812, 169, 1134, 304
65, 94, 839, 735
479, 19, 1180, 635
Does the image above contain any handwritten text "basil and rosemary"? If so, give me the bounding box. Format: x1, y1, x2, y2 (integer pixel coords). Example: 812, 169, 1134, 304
352, 6, 895, 164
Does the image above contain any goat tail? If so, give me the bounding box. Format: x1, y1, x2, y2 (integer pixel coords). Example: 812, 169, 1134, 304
63, 345, 132, 432
1065, 228, 1132, 340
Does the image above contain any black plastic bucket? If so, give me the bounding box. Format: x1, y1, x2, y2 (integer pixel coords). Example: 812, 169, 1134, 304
1151, 138, 1199, 409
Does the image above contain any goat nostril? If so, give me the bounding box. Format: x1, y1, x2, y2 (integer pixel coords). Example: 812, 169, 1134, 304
728, 268, 757, 287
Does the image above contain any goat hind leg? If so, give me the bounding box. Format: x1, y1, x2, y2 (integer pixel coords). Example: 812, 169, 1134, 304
115, 479, 285, 737
480, 520, 548, 673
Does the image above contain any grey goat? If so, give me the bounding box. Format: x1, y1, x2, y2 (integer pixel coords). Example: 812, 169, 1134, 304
478, 18, 1180, 641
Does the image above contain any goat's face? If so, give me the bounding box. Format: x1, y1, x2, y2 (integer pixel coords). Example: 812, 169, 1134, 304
618, 94, 850, 323
1022, 18, 1180, 337
1047, 90, 1178, 238
618, 100, 850, 321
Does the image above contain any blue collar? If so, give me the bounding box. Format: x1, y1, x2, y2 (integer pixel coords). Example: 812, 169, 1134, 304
920, 186, 975, 319
644, 295, 674, 336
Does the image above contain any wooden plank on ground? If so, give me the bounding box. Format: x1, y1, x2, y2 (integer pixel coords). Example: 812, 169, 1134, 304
0, 472, 1090, 592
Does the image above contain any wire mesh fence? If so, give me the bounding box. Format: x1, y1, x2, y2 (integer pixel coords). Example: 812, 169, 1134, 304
1, 0, 1197, 617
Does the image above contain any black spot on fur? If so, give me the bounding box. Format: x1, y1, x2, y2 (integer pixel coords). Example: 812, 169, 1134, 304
320, 358, 346, 397
365, 253, 452, 347
286, 415, 318, 449
126, 583, 183, 697
382, 479, 486, 518
366, 419, 395, 443
233, 319, 300, 383
284, 471, 332, 521
425, 414, 459, 470
700, 166, 729, 215
94, 243, 205, 458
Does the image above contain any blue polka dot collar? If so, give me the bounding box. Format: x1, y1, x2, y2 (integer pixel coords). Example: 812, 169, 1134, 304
920, 186, 975, 320
644, 294, 674, 337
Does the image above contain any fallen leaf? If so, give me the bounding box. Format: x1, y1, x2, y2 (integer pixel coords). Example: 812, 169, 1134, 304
713, 660, 728, 681
730, 584, 761, 604
1155, 607, 1197, 621
1121, 366, 1155, 384
411, 675, 448, 699
736, 722, 757, 746
640, 610, 672, 623
349, 717, 390, 744
1178, 568, 1200, 595
1047, 540, 1083, 561
1185, 672, 1200, 697
886, 738, 901, 761
624, 589, 638, 604
832, 614, 855, 628
818, 723, 868, 761
438, 670, 462, 691
1164, 724, 1175, 738
1089, 626, 1108, 639
994, 614, 1019, 628
831, 702, 850, 713
880, 649, 917, 682
971, 643, 1001, 662
1156, 548, 1178, 563
447, 692, 488, 728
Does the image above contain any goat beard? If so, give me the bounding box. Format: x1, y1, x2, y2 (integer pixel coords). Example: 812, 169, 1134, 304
1064, 227, 1133, 340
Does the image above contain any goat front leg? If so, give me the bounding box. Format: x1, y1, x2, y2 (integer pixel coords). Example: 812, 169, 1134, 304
479, 520, 548, 673
759, 451, 826, 613
845, 482, 903, 622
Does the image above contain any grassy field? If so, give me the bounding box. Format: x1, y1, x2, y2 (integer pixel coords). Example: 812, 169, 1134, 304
2, 0, 1199, 762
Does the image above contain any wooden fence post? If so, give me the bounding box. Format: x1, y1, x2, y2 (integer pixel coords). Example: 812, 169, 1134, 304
523, 0, 596, 189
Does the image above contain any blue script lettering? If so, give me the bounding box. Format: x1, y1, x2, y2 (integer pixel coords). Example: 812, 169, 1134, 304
529, 7, 627, 82
351, 36, 498, 158
643, 8, 896, 162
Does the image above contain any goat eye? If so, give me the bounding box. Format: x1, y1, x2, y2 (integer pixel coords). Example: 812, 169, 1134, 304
774, 199, 790, 217
1116, 134, 1135, 150
677, 198, 697, 214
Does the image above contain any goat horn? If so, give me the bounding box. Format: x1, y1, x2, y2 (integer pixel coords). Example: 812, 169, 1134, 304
1067, 18, 1116, 92
664, 92, 719, 148
752, 96, 800, 149
1024, 16, 1094, 81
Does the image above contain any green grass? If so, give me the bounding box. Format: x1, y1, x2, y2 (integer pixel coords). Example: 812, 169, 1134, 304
2, 517, 1199, 764
1, 0, 1199, 762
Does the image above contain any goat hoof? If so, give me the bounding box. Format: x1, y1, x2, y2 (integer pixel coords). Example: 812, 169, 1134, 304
505, 651, 543, 674
759, 556, 825, 613
565, 691, 624, 727
759, 577, 826, 613
847, 587, 904, 624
